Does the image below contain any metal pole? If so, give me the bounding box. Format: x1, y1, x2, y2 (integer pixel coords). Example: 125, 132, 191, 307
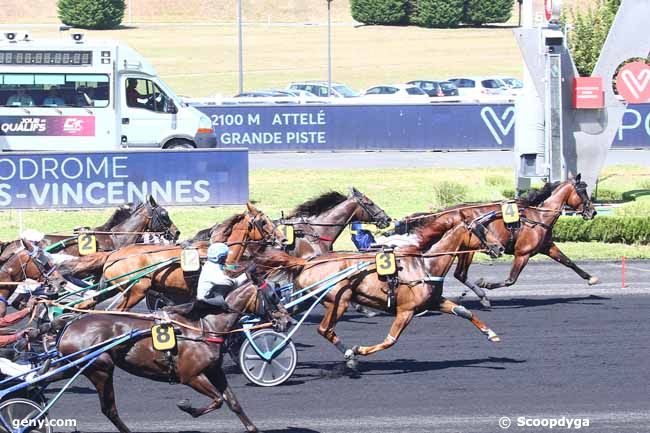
327, 0, 332, 97
237, 0, 244, 94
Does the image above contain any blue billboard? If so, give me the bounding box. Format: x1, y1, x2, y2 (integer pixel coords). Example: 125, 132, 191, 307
197, 103, 650, 151
0, 149, 248, 209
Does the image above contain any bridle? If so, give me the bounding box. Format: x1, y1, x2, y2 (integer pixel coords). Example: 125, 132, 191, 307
144, 202, 177, 241
467, 212, 504, 258
350, 191, 391, 228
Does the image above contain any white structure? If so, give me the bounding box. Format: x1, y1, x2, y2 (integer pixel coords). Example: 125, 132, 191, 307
0, 32, 215, 151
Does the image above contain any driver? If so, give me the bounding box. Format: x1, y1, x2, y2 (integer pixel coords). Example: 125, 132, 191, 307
126, 78, 145, 108
166, 243, 249, 315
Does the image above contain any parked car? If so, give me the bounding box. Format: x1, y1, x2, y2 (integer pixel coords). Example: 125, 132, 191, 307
362, 84, 429, 101
288, 81, 360, 98
489, 76, 524, 96
407, 80, 459, 97
447, 76, 508, 100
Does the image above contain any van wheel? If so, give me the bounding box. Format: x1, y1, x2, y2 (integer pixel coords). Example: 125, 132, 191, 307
166, 140, 195, 150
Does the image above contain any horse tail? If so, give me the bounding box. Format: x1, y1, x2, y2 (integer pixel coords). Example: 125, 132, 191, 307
254, 250, 307, 273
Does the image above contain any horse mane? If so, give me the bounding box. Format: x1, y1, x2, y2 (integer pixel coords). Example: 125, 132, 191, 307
95, 205, 133, 231
209, 213, 246, 242
519, 181, 561, 206
286, 191, 347, 218
253, 249, 306, 275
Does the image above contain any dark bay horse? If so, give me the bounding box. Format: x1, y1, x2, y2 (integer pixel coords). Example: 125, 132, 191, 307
279, 187, 392, 258
56, 282, 291, 433
391, 174, 596, 307
0, 196, 180, 265
0, 204, 133, 267
91, 203, 284, 311
253, 222, 503, 367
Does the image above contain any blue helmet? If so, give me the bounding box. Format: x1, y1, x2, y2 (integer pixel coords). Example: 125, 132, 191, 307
207, 243, 229, 264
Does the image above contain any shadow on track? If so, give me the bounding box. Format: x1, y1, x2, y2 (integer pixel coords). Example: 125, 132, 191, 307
456, 295, 611, 311
293, 356, 526, 382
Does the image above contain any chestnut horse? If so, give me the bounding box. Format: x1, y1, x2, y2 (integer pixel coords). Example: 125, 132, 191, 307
93, 203, 284, 311
56, 282, 291, 433
253, 221, 503, 368
388, 174, 596, 307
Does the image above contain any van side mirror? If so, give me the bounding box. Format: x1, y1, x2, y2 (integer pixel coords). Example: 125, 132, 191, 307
167, 101, 178, 114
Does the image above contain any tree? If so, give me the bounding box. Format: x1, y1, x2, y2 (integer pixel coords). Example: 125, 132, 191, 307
409, 0, 464, 28
565, 0, 619, 76
463, 0, 515, 25
58, 0, 125, 30
350, 0, 408, 25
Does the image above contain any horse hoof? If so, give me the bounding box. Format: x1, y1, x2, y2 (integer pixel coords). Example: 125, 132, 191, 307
346, 357, 359, 370
479, 297, 492, 309
177, 399, 191, 411
487, 330, 501, 343
588, 276, 599, 286
246, 425, 259, 433
475, 278, 488, 289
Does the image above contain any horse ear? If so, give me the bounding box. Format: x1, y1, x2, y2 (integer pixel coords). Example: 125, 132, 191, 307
575, 173, 582, 182
349, 186, 359, 196
246, 202, 257, 213
148, 195, 157, 207
567, 171, 575, 180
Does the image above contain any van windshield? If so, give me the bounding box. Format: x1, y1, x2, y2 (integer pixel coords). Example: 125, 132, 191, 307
0, 73, 109, 108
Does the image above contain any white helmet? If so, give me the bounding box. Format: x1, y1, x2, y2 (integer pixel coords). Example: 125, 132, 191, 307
207, 243, 229, 264
21, 229, 45, 243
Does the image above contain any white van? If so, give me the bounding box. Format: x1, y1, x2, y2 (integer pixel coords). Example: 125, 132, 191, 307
0, 32, 216, 151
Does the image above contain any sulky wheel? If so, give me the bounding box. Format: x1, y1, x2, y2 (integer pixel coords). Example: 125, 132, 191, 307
238, 329, 297, 387
0, 398, 52, 433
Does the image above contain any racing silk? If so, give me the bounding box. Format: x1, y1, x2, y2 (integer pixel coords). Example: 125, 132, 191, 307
374, 233, 420, 249
350, 222, 376, 251
196, 261, 247, 304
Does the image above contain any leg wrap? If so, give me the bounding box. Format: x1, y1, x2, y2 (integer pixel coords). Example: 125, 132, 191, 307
452, 305, 473, 320
334, 340, 349, 354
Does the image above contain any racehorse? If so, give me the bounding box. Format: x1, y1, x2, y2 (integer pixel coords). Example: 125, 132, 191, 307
192, 188, 391, 258
390, 174, 596, 307
279, 187, 392, 258
90, 203, 284, 311
0, 204, 133, 266
0, 196, 180, 265
252, 221, 503, 368
56, 281, 291, 433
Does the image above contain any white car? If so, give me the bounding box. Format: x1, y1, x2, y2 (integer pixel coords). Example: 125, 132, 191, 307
362, 84, 429, 101
490, 76, 524, 97
288, 81, 360, 98
447, 76, 509, 101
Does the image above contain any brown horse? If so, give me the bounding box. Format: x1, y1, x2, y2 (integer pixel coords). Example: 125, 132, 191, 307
94, 203, 284, 311
279, 187, 392, 259
56, 282, 291, 433
0, 204, 132, 267
253, 221, 503, 368
0, 196, 180, 265
390, 174, 596, 307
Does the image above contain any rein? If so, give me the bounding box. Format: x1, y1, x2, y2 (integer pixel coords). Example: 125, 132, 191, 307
37, 299, 273, 336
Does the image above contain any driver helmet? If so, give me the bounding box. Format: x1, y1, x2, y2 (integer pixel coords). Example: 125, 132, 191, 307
21, 229, 45, 244
207, 243, 229, 265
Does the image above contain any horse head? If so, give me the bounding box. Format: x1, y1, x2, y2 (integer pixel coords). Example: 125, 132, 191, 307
467, 212, 505, 259
349, 187, 391, 228
226, 203, 286, 265
566, 173, 597, 220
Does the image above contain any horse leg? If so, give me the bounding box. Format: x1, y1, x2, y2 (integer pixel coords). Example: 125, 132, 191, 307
176, 373, 224, 418
113, 279, 149, 311
476, 254, 530, 290
437, 298, 500, 342
85, 364, 132, 433
317, 290, 356, 367
209, 366, 258, 433
354, 309, 414, 357
453, 252, 491, 308
544, 242, 598, 285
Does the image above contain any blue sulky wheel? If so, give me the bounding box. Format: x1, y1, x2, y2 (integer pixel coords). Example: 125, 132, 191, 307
238, 329, 297, 387
0, 398, 52, 433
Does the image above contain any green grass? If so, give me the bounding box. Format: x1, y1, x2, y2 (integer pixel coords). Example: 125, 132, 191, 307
2, 166, 649, 260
